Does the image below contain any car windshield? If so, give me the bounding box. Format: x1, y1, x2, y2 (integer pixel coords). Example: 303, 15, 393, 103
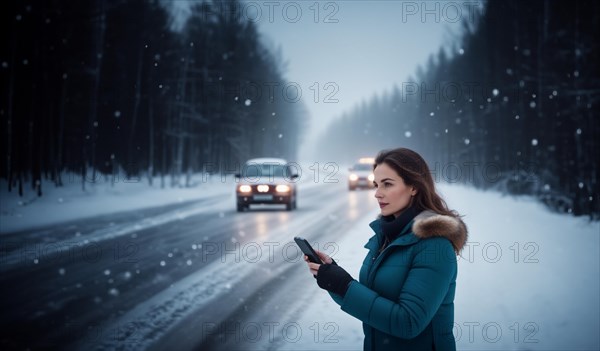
353, 164, 372, 171
243, 164, 289, 178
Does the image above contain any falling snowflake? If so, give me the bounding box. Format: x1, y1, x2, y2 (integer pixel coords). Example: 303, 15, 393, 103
245, 99, 252, 106
531, 139, 538, 146
464, 139, 470, 145
404, 131, 412, 138
114, 111, 121, 118
492, 89, 499, 97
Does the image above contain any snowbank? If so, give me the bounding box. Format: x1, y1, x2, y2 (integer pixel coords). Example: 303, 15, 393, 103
0, 175, 230, 233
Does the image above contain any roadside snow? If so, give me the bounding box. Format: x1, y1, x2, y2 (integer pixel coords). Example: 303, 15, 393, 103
275, 183, 600, 351
444, 184, 600, 350
0, 175, 228, 233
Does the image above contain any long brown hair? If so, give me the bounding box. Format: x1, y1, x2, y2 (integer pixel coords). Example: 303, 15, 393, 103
374, 148, 459, 218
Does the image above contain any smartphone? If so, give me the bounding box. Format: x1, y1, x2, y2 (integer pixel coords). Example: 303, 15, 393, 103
294, 237, 323, 264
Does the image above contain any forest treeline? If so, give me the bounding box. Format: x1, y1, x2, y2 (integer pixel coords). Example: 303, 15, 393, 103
316, 0, 599, 218
0, 0, 307, 194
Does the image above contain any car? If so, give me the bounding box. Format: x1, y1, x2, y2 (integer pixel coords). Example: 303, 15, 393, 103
348, 159, 375, 190
235, 158, 299, 212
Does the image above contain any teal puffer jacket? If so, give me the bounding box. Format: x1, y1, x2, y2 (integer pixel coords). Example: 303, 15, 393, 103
329, 210, 468, 350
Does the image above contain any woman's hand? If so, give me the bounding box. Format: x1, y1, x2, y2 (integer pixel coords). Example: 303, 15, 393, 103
303, 250, 333, 276
303, 250, 354, 297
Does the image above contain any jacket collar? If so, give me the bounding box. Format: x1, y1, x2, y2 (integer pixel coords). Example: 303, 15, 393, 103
367, 210, 468, 255
380, 206, 421, 243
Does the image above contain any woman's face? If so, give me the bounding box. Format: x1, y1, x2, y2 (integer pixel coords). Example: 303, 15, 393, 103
373, 162, 417, 217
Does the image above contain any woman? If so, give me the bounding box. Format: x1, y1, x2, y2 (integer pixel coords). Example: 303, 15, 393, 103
305, 148, 468, 351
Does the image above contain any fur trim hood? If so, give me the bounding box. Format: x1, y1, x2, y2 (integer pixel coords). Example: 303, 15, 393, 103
412, 210, 468, 255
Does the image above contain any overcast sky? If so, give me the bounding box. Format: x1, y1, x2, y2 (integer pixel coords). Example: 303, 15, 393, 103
252, 1, 486, 159
170, 1, 483, 160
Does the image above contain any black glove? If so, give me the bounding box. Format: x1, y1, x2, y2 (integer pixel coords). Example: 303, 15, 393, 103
316, 264, 354, 297
312, 258, 337, 279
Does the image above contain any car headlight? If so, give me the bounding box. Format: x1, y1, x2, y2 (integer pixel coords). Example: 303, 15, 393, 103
368, 174, 375, 181
275, 185, 290, 193
349, 174, 358, 181
257, 185, 269, 192
238, 185, 252, 193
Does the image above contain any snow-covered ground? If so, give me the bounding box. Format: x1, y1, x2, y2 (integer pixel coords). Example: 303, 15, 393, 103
1, 171, 598, 350
271, 184, 600, 351
0, 175, 226, 233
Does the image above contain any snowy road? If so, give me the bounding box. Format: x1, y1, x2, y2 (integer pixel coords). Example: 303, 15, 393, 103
0, 179, 378, 350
